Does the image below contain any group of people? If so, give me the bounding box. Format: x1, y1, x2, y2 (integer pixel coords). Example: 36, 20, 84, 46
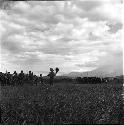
0, 67, 59, 86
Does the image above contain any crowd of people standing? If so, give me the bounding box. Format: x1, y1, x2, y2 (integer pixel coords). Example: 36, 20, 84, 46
0, 70, 40, 86
0, 67, 59, 86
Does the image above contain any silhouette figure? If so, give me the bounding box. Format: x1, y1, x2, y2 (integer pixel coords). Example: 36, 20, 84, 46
47, 67, 59, 86
18, 70, 24, 85
39, 74, 43, 84
28, 71, 33, 80
12, 71, 18, 85
55, 67, 59, 74
6, 72, 11, 85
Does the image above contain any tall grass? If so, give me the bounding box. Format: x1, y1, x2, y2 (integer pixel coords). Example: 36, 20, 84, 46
1, 83, 123, 124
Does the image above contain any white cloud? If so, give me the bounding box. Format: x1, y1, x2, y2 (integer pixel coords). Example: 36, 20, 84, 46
93, 3, 122, 22
0, 1, 122, 75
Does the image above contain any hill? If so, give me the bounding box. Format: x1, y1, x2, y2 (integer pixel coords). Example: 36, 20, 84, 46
63, 68, 123, 78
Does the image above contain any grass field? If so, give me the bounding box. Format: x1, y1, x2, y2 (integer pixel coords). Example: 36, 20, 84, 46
0, 83, 123, 124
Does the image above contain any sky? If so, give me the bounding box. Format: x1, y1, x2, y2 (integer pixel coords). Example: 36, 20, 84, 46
0, 0, 123, 76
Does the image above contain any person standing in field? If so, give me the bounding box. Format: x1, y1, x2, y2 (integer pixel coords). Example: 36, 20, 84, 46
47, 67, 59, 86
39, 74, 43, 84
18, 70, 25, 85
12, 71, 18, 86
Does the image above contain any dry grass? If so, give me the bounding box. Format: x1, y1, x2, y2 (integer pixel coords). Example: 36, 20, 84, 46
1, 83, 123, 124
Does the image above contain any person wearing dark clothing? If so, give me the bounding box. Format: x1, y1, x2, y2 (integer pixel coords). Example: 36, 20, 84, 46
18, 70, 25, 85
28, 71, 33, 84
47, 67, 59, 86
0, 72, 5, 86
6, 72, 11, 85
47, 68, 55, 86
12, 71, 18, 85
34, 75, 38, 86
39, 74, 43, 84
28, 71, 33, 80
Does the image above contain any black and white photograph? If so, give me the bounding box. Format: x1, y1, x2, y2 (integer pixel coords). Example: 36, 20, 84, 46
0, 0, 123, 124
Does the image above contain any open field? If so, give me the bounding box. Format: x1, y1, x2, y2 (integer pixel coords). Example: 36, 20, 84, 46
1, 83, 124, 124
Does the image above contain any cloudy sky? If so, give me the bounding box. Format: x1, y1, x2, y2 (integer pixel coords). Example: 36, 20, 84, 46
0, 0, 123, 75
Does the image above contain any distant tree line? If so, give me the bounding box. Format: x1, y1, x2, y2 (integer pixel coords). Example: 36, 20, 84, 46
75, 76, 123, 84
75, 77, 107, 84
